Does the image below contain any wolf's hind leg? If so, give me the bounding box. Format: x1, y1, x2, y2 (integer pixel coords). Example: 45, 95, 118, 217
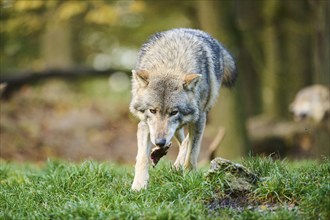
132, 121, 151, 191
174, 128, 189, 169
184, 113, 206, 170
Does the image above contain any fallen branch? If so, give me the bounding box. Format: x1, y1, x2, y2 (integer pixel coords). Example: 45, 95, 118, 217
0, 67, 130, 98
207, 127, 226, 161
200, 126, 226, 165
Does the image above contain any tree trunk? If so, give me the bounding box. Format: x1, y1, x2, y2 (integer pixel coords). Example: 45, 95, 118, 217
311, 0, 330, 85
260, 0, 282, 118
41, 10, 73, 69
195, 0, 249, 159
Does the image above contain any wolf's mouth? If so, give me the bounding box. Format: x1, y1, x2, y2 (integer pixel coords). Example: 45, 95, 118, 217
150, 142, 172, 167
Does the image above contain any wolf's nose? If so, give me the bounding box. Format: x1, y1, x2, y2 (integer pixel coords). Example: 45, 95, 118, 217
299, 113, 307, 119
155, 138, 166, 147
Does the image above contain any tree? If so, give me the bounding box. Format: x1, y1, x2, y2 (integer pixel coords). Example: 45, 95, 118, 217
195, 0, 250, 158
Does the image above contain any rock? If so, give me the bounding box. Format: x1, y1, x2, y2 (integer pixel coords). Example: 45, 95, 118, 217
206, 157, 259, 193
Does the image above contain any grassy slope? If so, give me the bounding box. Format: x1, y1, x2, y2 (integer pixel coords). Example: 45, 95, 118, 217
0, 158, 329, 220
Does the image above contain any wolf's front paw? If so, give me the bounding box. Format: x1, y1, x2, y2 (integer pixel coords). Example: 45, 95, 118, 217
131, 179, 148, 191
173, 161, 184, 170
183, 161, 196, 170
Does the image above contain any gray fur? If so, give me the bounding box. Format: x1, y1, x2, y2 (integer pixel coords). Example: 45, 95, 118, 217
130, 28, 237, 191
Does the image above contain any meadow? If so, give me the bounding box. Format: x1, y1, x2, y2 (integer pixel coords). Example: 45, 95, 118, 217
1, 157, 329, 219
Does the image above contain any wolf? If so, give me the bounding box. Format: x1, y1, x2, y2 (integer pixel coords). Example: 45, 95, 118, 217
290, 85, 329, 129
129, 28, 237, 191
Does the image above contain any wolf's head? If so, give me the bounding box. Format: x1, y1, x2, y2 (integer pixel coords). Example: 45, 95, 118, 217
290, 85, 330, 123
130, 70, 200, 147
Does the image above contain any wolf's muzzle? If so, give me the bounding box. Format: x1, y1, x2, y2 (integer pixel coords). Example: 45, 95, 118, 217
155, 138, 167, 147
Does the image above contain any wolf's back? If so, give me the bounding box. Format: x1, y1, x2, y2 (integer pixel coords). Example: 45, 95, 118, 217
136, 28, 237, 88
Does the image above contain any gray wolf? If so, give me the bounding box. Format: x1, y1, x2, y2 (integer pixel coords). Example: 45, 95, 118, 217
290, 85, 329, 123
129, 28, 237, 191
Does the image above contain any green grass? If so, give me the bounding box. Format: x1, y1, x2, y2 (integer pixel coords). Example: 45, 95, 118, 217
1, 157, 329, 219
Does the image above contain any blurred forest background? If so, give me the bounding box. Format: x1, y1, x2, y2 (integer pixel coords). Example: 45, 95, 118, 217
0, 0, 329, 163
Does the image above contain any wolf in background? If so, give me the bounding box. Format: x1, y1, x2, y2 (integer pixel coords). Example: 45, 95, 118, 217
129, 28, 237, 191
290, 85, 329, 131
290, 85, 329, 123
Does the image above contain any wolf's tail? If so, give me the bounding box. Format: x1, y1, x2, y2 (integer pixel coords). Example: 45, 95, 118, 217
221, 48, 237, 88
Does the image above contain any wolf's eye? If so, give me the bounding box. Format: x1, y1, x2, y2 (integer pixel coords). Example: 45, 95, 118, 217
170, 111, 178, 116
149, 109, 157, 114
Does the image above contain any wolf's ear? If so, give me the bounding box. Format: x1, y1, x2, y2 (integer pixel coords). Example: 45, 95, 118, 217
183, 73, 201, 90
132, 70, 149, 87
